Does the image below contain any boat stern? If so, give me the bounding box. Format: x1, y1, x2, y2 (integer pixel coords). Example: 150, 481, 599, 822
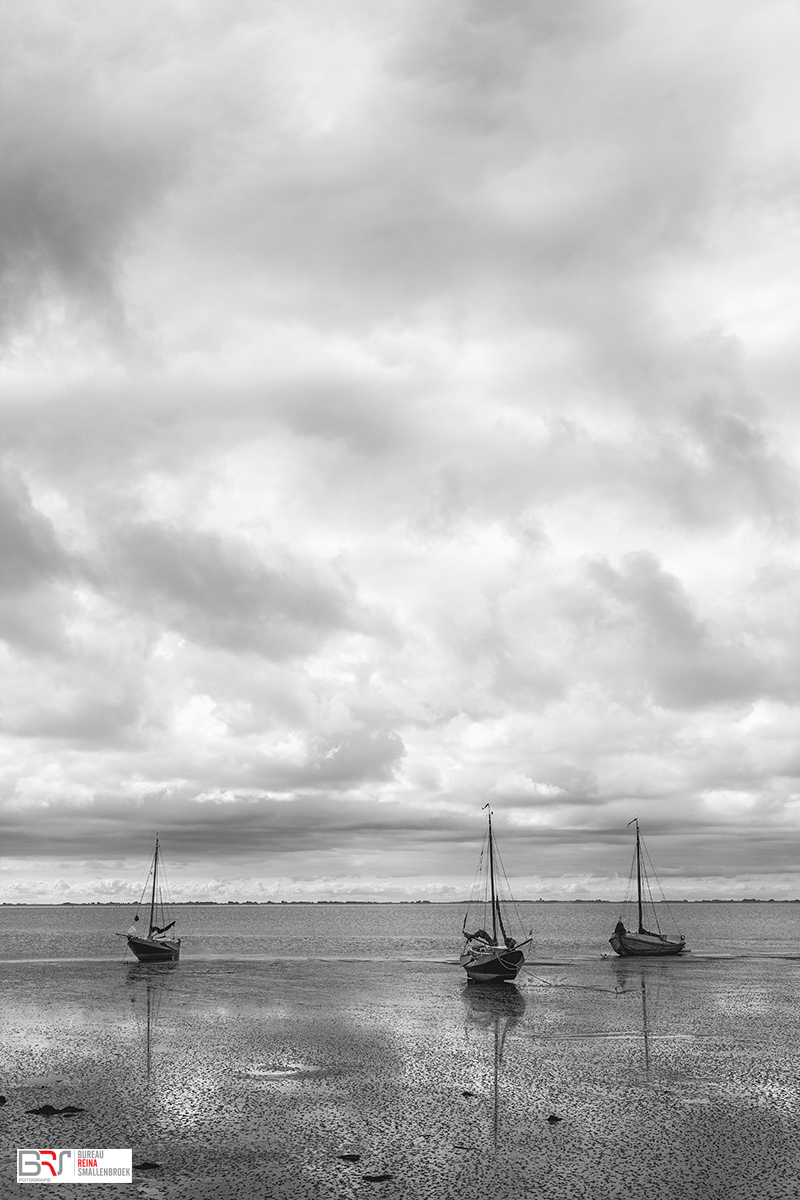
461, 947, 525, 982
127, 935, 180, 963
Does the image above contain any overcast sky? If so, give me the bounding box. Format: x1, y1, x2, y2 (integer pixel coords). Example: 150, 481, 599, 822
1, 0, 798, 904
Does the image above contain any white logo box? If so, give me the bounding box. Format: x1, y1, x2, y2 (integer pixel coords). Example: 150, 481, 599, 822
17, 1149, 132, 1183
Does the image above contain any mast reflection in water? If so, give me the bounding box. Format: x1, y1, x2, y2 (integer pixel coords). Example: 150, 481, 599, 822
613, 963, 662, 1081
461, 983, 526, 1154
126, 963, 176, 1087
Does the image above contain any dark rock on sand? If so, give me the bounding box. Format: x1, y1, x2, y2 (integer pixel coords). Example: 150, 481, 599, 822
338, 1154, 361, 1162
547, 1113, 563, 1124
25, 1103, 84, 1116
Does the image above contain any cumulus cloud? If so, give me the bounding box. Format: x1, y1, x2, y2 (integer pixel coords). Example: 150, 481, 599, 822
104, 518, 370, 658
584, 550, 774, 708
1, 0, 797, 901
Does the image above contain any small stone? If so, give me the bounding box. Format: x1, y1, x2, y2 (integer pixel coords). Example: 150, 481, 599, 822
547, 1113, 563, 1124
338, 1154, 361, 1162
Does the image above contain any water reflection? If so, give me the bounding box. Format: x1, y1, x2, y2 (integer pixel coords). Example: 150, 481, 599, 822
612, 963, 661, 1079
461, 983, 526, 1154
126, 964, 177, 1085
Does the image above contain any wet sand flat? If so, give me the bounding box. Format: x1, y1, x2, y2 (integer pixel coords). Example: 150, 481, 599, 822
1, 956, 798, 1199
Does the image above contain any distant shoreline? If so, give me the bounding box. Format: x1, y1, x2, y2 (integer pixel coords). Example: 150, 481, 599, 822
1, 898, 797, 907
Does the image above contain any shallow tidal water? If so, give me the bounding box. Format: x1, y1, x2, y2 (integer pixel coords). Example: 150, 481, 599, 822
1, 949, 798, 1199
1, 899, 795, 963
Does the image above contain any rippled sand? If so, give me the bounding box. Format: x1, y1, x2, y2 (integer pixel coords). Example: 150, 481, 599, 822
1, 956, 797, 1199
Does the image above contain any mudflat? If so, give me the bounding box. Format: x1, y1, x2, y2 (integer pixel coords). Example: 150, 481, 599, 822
1, 955, 797, 1199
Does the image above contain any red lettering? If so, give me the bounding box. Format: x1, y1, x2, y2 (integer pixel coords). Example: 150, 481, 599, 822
39, 1152, 57, 1177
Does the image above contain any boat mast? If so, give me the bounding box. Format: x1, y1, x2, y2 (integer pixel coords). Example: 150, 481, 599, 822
148, 835, 159, 935
634, 818, 644, 933
485, 805, 498, 943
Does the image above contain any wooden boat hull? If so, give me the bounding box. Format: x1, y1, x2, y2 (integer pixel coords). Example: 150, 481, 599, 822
460, 947, 525, 982
609, 932, 685, 957
127, 935, 180, 963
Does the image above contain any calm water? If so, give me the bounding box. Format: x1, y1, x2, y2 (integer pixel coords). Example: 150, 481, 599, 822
1, 901, 796, 963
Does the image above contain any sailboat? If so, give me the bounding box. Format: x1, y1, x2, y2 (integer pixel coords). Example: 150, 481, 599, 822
119, 836, 181, 963
608, 819, 686, 957
460, 806, 531, 982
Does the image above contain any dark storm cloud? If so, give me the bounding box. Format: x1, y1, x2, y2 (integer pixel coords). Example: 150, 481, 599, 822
3, 783, 796, 900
